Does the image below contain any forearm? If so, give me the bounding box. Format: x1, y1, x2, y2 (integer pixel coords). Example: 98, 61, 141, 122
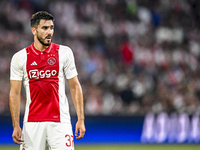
9, 91, 21, 128
70, 83, 84, 120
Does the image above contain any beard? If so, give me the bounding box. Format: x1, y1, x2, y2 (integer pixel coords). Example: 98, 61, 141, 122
36, 32, 52, 46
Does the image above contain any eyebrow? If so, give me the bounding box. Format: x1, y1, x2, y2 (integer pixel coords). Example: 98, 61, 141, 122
42, 25, 54, 28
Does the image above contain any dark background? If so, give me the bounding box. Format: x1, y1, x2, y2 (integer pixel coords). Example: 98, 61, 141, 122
0, 0, 200, 144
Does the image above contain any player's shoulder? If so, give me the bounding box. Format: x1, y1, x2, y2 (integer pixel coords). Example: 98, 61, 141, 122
12, 48, 27, 59
59, 44, 73, 53
11, 48, 27, 67
57, 44, 74, 58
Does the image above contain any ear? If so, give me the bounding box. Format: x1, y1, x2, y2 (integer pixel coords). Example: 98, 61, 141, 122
31, 27, 36, 36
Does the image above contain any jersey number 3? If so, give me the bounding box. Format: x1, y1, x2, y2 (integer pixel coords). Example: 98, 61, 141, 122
65, 134, 74, 147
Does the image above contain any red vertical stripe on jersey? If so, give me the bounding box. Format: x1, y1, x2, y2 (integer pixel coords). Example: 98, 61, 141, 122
26, 43, 61, 122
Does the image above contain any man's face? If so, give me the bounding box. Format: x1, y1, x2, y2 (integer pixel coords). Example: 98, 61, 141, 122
35, 19, 54, 46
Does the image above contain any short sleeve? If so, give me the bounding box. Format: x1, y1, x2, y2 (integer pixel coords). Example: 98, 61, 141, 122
10, 52, 24, 81
63, 47, 78, 79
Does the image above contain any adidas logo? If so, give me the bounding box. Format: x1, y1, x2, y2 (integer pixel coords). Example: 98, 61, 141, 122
31, 61, 37, 66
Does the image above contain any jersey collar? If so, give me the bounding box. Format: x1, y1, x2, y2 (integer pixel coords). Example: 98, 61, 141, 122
31, 43, 53, 55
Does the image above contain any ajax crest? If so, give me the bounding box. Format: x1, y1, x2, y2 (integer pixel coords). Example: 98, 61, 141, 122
47, 57, 56, 65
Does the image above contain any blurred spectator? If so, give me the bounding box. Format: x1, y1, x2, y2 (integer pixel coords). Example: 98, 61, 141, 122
0, 0, 200, 116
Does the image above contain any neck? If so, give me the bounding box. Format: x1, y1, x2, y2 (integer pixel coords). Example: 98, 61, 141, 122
34, 38, 49, 51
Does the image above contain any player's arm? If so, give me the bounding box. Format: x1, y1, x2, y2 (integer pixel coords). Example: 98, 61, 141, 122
9, 80, 24, 144
67, 76, 86, 139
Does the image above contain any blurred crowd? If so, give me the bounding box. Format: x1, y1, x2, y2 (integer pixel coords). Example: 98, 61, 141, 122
0, 0, 200, 116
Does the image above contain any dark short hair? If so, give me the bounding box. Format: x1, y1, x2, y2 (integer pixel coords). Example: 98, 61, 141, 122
30, 11, 54, 28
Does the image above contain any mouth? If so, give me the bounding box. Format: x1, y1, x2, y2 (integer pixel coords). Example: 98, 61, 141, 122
46, 35, 52, 40
46, 37, 51, 40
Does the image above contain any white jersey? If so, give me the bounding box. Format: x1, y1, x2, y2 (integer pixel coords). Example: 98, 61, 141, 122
10, 43, 78, 123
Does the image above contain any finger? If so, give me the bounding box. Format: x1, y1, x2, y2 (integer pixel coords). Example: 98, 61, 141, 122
18, 139, 24, 142
76, 133, 83, 139
13, 134, 21, 141
79, 130, 85, 138
76, 135, 81, 139
13, 139, 21, 145
13, 136, 24, 145
75, 128, 79, 137
13, 133, 24, 144
76, 131, 85, 139
16, 134, 24, 142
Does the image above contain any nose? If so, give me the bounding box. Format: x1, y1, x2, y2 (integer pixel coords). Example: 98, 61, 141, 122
48, 28, 53, 35
46, 27, 53, 35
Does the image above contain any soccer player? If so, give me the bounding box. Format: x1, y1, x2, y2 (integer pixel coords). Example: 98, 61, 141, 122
9, 11, 85, 150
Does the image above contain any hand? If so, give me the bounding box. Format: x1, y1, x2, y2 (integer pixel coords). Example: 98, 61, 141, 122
75, 119, 86, 139
12, 126, 24, 145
